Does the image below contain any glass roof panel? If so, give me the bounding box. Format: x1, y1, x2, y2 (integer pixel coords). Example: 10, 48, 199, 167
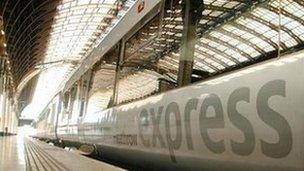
27, 0, 135, 119
27, 0, 304, 115
271, 0, 304, 19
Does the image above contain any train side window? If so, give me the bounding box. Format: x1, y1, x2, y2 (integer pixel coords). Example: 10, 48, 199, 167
79, 70, 91, 117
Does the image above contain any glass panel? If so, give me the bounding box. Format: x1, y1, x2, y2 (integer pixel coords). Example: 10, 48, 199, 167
25, 0, 134, 119
38, 0, 304, 113
86, 47, 118, 113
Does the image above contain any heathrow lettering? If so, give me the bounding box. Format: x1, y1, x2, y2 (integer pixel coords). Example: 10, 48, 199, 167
138, 80, 292, 162
114, 134, 137, 146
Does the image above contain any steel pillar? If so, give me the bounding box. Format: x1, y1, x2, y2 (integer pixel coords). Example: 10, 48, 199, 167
0, 58, 5, 94
4, 98, 10, 135
112, 40, 126, 106
0, 92, 7, 133
177, 0, 204, 87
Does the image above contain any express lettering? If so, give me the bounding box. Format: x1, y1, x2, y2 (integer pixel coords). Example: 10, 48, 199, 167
138, 80, 292, 161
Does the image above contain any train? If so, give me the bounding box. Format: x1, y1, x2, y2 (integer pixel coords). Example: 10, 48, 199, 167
34, 49, 304, 171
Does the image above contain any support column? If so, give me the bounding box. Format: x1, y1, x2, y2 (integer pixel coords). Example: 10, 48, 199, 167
70, 82, 81, 123
76, 79, 82, 117
0, 16, 17, 136
4, 97, 10, 135
0, 57, 5, 134
8, 101, 13, 134
1, 92, 7, 134
112, 40, 125, 106
177, 0, 204, 87
0, 59, 4, 93
79, 70, 91, 118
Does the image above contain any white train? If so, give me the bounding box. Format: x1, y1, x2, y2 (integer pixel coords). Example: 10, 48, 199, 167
35, 50, 304, 171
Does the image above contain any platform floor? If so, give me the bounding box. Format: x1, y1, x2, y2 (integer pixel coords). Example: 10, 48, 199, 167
0, 136, 125, 171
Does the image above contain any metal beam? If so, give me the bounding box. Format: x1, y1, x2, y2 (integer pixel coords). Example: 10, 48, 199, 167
198, 0, 255, 35
3, 0, 22, 33
204, 4, 235, 13
152, 0, 258, 75
197, 41, 242, 65
177, 0, 204, 87
112, 40, 125, 106
265, 3, 304, 27
247, 11, 303, 45
5, 0, 36, 40
194, 55, 221, 72
217, 28, 266, 55
195, 48, 229, 68
3, 0, 58, 84
294, 0, 304, 7
229, 22, 279, 50
205, 35, 254, 61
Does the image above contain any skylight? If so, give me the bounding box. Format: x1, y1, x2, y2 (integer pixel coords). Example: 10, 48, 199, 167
23, 0, 127, 119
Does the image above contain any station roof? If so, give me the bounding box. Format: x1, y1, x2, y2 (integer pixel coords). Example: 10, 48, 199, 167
2, 0, 304, 115
0, 0, 135, 117
124, 0, 304, 77
89, 0, 304, 108
0, 0, 59, 85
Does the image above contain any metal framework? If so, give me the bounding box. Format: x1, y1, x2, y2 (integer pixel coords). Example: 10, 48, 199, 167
0, 0, 60, 85
0, 0, 136, 119
86, 0, 304, 108
0, 19, 18, 135
2, 0, 304, 113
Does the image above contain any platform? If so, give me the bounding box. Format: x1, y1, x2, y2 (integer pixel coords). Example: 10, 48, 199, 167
0, 136, 125, 171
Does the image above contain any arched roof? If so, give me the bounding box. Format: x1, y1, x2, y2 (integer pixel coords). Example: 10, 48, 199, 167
0, 0, 133, 116
0, 0, 60, 85
88, 0, 304, 106
2, 0, 304, 112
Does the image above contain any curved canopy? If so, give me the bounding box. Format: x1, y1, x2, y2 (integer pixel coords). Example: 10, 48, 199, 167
1, 0, 135, 118
90, 0, 304, 107
2, 0, 304, 115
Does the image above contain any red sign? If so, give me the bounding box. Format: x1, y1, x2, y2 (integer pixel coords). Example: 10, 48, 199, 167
137, 1, 145, 13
